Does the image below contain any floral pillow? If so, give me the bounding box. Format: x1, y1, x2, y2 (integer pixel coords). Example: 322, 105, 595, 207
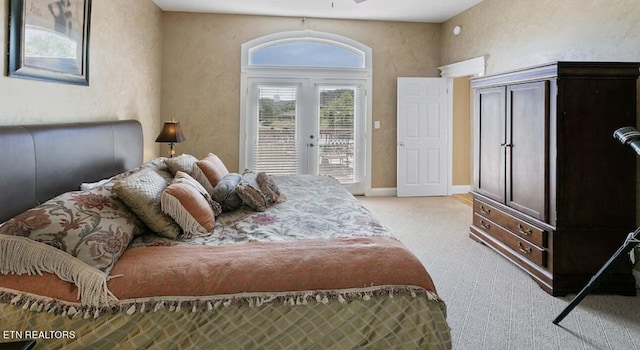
0, 185, 145, 274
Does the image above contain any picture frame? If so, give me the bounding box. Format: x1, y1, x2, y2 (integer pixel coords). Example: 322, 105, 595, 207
8, 0, 92, 86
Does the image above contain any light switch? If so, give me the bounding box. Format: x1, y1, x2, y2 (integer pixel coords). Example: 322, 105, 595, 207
374, 121, 380, 129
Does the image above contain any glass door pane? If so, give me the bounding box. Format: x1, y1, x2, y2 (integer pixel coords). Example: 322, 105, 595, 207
255, 85, 301, 175
317, 86, 358, 184
247, 81, 365, 194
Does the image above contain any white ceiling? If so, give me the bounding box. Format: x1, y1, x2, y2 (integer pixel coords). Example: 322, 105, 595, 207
150, 0, 483, 23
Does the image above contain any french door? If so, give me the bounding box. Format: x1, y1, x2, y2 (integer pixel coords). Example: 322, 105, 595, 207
246, 78, 365, 194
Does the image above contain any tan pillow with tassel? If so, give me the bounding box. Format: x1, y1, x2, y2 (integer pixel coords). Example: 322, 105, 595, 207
161, 171, 221, 237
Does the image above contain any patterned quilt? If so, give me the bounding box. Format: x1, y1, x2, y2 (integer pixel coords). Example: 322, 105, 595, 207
130, 174, 394, 247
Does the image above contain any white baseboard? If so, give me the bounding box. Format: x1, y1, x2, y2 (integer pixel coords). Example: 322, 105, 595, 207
451, 185, 471, 195
365, 186, 472, 197
365, 187, 397, 197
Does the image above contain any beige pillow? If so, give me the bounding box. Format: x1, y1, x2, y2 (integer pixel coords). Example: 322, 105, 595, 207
193, 153, 229, 194
139, 157, 170, 172
165, 154, 198, 176
113, 168, 181, 239
161, 172, 220, 237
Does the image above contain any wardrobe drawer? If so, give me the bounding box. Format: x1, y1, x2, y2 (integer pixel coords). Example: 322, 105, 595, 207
473, 214, 547, 268
474, 200, 547, 247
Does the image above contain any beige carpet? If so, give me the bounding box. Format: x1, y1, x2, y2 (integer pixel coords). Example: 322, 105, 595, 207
358, 196, 640, 350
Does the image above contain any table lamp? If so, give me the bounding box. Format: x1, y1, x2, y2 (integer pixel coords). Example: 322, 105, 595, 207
155, 120, 186, 157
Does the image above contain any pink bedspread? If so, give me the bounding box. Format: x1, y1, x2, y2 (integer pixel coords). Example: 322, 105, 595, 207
0, 236, 437, 303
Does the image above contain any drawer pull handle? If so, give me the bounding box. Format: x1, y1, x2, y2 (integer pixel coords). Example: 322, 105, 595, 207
517, 224, 532, 236
479, 205, 491, 215
518, 241, 532, 254
479, 220, 491, 230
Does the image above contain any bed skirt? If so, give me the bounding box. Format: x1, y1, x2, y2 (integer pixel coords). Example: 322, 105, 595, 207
1, 287, 451, 349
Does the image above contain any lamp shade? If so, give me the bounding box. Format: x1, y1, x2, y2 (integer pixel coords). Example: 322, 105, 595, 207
155, 121, 186, 143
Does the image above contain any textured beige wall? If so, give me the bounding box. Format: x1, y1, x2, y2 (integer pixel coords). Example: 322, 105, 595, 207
161, 13, 441, 188
442, 0, 640, 266
442, 0, 640, 203
441, 0, 640, 74
452, 76, 471, 186
0, 0, 163, 161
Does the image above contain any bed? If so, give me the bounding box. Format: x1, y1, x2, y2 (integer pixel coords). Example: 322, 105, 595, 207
0, 120, 451, 349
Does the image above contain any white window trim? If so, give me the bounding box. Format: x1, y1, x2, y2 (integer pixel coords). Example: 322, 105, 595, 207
240, 30, 373, 194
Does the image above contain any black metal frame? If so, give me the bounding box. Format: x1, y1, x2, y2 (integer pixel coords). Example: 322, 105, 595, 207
553, 126, 640, 325
553, 228, 640, 324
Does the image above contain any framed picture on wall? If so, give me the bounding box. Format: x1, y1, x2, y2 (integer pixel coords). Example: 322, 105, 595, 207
8, 0, 92, 86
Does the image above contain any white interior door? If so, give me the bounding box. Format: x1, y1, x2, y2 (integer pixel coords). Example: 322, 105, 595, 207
397, 77, 448, 197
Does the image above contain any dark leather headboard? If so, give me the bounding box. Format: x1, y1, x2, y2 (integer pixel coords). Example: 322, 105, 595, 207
0, 120, 143, 223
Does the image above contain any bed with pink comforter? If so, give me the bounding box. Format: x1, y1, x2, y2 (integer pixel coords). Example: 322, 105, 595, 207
0, 121, 451, 349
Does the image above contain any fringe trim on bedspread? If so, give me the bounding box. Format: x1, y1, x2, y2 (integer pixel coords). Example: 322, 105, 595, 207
0, 235, 117, 306
0, 285, 445, 319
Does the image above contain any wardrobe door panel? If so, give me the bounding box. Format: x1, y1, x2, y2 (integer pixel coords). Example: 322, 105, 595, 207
506, 81, 549, 221
474, 86, 506, 203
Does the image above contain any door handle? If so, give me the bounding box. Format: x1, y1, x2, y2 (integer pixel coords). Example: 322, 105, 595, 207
397, 141, 405, 147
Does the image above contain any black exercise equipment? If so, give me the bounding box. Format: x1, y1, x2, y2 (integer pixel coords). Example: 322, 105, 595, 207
553, 126, 640, 325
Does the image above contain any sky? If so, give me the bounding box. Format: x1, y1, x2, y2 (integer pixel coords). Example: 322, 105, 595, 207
251, 41, 362, 68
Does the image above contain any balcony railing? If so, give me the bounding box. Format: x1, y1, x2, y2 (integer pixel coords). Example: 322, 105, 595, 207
257, 128, 355, 183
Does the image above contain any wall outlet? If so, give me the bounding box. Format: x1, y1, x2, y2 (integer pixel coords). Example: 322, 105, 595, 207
374, 121, 380, 129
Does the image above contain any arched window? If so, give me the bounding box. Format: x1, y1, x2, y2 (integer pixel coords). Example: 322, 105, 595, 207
242, 30, 371, 72
240, 31, 372, 195
250, 40, 364, 68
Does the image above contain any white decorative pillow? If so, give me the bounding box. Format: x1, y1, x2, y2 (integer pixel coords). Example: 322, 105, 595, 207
80, 177, 114, 191
113, 167, 181, 239
161, 172, 221, 237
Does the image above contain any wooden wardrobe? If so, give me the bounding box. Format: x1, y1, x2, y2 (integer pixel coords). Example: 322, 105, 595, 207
469, 62, 640, 296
